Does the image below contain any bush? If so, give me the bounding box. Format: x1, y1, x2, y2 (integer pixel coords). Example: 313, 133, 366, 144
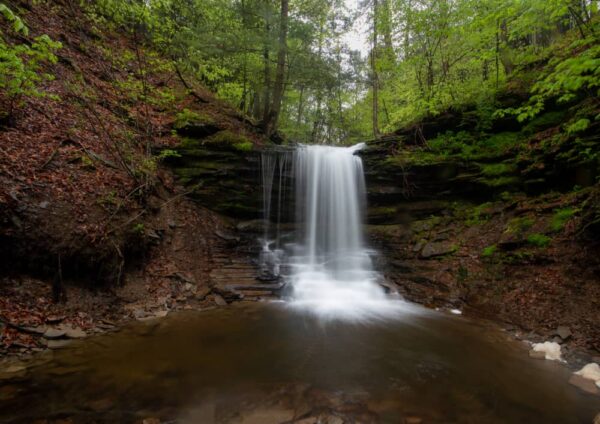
550, 208, 577, 232
0, 4, 61, 122
481, 244, 497, 257
527, 233, 551, 247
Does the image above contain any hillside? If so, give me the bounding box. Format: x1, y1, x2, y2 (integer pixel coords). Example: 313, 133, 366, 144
0, 0, 270, 355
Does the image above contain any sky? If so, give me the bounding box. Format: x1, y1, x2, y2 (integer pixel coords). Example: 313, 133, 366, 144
342, 0, 370, 56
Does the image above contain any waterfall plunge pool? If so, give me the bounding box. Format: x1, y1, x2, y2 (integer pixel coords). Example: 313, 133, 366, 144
1, 302, 599, 423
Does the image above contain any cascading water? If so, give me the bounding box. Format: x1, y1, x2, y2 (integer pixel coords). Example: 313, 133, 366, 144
288, 143, 404, 319
260, 143, 409, 320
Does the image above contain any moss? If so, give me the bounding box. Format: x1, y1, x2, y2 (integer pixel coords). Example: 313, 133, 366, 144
506, 216, 534, 234
481, 244, 497, 257
479, 162, 517, 177
174, 108, 214, 129
523, 111, 567, 135
478, 175, 521, 188
208, 130, 254, 151
550, 207, 577, 232
466, 202, 494, 225
527, 233, 551, 247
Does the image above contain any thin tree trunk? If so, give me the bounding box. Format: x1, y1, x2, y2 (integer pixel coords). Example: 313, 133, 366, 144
265, 0, 289, 135
372, 0, 380, 138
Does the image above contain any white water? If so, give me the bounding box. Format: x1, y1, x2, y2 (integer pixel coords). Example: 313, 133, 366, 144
287, 143, 408, 320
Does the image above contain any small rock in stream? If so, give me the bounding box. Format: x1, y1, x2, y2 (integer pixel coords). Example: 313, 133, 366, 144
568, 374, 599, 395
213, 294, 227, 307
46, 339, 72, 349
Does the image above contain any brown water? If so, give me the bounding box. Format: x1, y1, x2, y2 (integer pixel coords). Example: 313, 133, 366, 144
1, 302, 599, 423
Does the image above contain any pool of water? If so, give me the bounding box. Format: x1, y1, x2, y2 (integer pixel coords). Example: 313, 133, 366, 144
1, 302, 598, 423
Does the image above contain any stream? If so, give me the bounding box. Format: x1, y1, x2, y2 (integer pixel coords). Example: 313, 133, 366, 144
1, 302, 599, 423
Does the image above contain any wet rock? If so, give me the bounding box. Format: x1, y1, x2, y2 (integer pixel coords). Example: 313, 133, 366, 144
412, 240, 426, 253
238, 408, 294, 424
575, 363, 600, 383
554, 326, 572, 340
43, 328, 66, 339
23, 325, 47, 335
420, 242, 456, 259
568, 374, 600, 395
63, 326, 87, 339
213, 294, 227, 306
236, 219, 268, 233
529, 350, 546, 360
531, 342, 562, 361
47, 339, 71, 349
195, 286, 211, 301
294, 418, 318, 424
215, 229, 240, 242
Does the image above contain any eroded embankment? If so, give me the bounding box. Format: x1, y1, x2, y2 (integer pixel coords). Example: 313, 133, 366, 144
360, 108, 600, 362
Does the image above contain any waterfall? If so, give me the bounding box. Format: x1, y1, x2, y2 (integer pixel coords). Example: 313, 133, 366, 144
260, 143, 405, 320
288, 143, 402, 320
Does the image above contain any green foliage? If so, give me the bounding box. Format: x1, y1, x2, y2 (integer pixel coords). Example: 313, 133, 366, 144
527, 233, 551, 247
0, 5, 62, 120
506, 216, 534, 234
208, 130, 253, 151
550, 207, 577, 232
157, 149, 182, 161
425, 131, 521, 161
132, 223, 145, 234
466, 202, 494, 226
566, 118, 591, 135
481, 244, 497, 258
174, 108, 213, 129
480, 163, 517, 177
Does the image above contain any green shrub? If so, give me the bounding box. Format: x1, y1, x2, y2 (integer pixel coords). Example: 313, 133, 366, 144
0, 5, 62, 121
527, 233, 551, 247
481, 244, 497, 257
209, 130, 253, 151
550, 208, 577, 232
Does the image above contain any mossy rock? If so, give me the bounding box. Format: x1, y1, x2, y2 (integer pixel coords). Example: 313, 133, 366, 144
205, 130, 254, 152
522, 111, 567, 136
174, 108, 220, 137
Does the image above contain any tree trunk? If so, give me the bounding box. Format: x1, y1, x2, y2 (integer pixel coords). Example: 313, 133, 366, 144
262, 2, 272, 125
264, 0, 289, 135
372, 0, 380, 138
